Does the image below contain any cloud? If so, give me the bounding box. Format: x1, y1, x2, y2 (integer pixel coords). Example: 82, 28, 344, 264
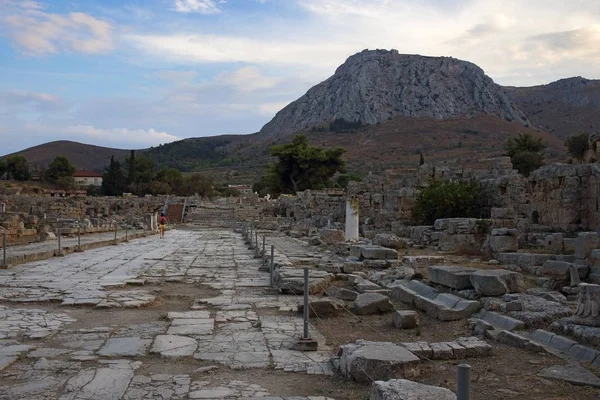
513, 25, 600, 64
0, 90, 66, 114
147, 70, 198, 84
2, 3, 114, 55
214, 67, 281, 92
63, 125, 179, 146
172, 0, 222, 14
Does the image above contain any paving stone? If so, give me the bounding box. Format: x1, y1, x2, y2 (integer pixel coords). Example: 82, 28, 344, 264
475, 310, 525, 331
430, 342, 454, 360
97, 337, 151, 357
151, 335, 197, 357
325, 287, 358, 301
60, 360, 139, 400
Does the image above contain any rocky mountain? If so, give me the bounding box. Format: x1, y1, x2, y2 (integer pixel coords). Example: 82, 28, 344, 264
259, 49, 529, 139
505, 77, 600, 139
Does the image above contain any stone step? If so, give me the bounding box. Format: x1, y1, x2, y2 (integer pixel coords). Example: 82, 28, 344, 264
474, 310, 525, 331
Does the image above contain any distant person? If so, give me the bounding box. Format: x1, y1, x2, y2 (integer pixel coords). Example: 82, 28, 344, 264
159, 213, 167, 238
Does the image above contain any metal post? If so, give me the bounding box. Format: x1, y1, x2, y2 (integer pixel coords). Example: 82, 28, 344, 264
255, 231, 258, 255
249, 227, 253, 247
125, 226, 129, 242
457, 364, 471, 400
303, 267, 310, 340
77, 226, 81, 249
114, 224, 118, 245
1, 232, 7, 267
262, 236, 266, 266
57, 233, 61, 255
270, 245, 274, 288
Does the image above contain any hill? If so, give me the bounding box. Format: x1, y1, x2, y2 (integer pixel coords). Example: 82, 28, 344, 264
259, 49, 529, 139
3, 141, 134, 172
505, 77, 600, 139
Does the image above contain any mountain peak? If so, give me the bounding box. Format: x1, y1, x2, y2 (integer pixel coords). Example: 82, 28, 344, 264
259, 50, 528, 139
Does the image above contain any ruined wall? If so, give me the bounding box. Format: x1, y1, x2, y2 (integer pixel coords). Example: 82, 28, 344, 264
529, 164, 600, 232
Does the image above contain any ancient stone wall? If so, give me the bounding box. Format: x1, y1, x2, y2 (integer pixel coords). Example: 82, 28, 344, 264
529, 164, 600, 232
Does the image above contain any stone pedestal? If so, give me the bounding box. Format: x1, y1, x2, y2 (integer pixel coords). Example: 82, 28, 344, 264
345, 197, 359, 241
573, 283, 600, 327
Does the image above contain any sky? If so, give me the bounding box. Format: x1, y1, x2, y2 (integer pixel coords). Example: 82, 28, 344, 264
1, 0, 599, 154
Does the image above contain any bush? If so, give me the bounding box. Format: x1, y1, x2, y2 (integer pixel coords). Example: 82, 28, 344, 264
411, 179, 493, 225
505, 133, 546, 177
565, 132, 589, 161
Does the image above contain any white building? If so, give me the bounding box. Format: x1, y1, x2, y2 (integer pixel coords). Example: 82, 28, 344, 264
73, 171, 103, 187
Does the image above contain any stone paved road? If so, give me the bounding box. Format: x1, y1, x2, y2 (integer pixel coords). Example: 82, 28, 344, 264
0, 229, 338, 400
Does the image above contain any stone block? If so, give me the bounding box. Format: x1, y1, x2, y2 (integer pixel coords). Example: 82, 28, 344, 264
354, 293, 394, 315
361, 246, 398, 260
428, 266, 475, 290
342, 261, 363, 274
338, 341, 420, 383
298, 298, 344, 318
575, 232, 599, 260
370, 379, 455, 400
469, 269, 523, 296
456, 337, 492, 357
489, 235, 518, 253
545, 233, 564, 252
356, 280, 383, 293
390, 280, 439, 305
326, 287, 358, 301
430, 342, 453, 360
373, 233, 403, 249
540, 261, 588, 281
491, 208, 516, 220
531, 329, 555, 346
538, 362, 600, 388
320, 229, 345, 244
393, 310, 419, 329
549, 334, 578, 353
568, 345, 599, 363
475, 310, 525, 331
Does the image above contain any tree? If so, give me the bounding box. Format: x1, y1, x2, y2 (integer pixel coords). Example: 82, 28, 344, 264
180, 173, 215, 197
102, 156, 127, 196
155, 167, 183, 192
127, 150, 137, 184
0, 159, 6, 179
411, 179, 493, 225
5, 155, 31, 181
565, 132, 590, 161
45, 155, 76, 184
505, 133, 546, 177
266, 135, 346, 194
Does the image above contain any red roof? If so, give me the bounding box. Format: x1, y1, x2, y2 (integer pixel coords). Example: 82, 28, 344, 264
73, 171, 102, 178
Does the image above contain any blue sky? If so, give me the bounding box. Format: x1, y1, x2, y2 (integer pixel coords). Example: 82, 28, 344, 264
1, 0, 599, 153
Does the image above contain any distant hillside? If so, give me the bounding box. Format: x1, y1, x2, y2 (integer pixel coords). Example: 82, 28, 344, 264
259, 49, 529, 139
505, 77, 600, 139
3, 141, 134, 171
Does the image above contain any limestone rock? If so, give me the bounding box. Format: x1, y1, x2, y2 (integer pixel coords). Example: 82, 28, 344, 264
371, 379, 455, 400
338, 340, 420, 383
320, 229, 345, 244
428, 266, 475, 290
326, 286, 359, 301
393, 310, 419, 329
354, 293, 394, 315
373, 233, 403, 249
469, 270, 523, 296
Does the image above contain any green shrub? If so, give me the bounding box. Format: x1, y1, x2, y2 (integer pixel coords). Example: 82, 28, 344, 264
565, 132, 590, 161
411, 179, 493, 225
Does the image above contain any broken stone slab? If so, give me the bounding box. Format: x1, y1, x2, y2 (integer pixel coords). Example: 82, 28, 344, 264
297, 298, 345, 318
350, 245, 398, 260
150, 335, 197, 357
427, 266, 475, 290
474, 310, 525, 331
353, 293, 394, 315
456, 336, 493, 357
494, 253, 575, 268
393, 310, 419, 329
372, 233, 404, 249
390, 280, 439, 305
526, 288, 567, 304
550, 318, 600, 348
538, 362, 600, 388
355, 280, 383, 293
540, 261, 588, 282
469, 269, 523, 296
414, 293, 481, 322
370, 379, 455, 400
167, 311, 211, 320
337, 340, 420, 383
575, 232, 599, 260
489, 330, 545, 353
509, 294, 572, 328
275, 268, 333, 295
320, 229, 345, 244
325, 286, 359, 301
97, 337, 151, 357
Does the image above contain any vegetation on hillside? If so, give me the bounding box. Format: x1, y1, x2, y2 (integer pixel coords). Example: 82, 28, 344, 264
411, 179, 494, 225
505, 133, 547, 177
45, 156, 76, 188
565, 132, 590, 161
254, 135, 346, 196
144, 137, 234, 171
